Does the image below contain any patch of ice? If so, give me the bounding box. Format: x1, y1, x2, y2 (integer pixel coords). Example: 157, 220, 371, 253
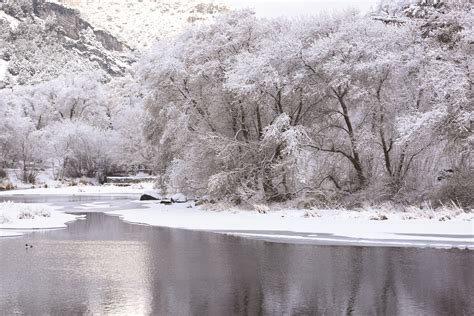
75, 202, 112, 210
231, 233, 473, 249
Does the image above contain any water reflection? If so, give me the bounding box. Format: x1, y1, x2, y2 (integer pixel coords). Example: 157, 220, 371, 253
0, 213, 473, 315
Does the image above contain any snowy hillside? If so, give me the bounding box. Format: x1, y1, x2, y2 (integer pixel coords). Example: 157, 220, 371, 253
376, 0, 472, 17
0, 1, 135, 87
48, 0, 229, 49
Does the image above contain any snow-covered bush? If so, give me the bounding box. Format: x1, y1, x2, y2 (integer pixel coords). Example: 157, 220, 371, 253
432, 169, 474, 208
0, 202, 51, 223
254, 204, 270, 214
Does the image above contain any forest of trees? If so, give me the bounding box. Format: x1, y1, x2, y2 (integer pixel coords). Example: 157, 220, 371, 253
0, 0, 472, 207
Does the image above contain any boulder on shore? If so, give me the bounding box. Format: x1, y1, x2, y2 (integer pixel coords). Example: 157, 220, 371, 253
140, 194, 159, 201
140, 191, 162, 201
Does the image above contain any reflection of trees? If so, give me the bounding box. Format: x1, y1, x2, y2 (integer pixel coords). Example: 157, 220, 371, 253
394, 248, 474, 315
344, 247, 364, 315
2, 214, 472, 315
147, 230, 266, 315
146, 234, 474, 315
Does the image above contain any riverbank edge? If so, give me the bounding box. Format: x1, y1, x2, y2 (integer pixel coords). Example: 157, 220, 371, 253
107, 202, 474, 250
0, 190, 472, 249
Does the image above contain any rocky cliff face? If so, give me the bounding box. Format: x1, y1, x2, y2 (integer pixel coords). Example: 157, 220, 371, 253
45, 0, 229, 50
33, 0, 129, 52
0, 0, 135, 87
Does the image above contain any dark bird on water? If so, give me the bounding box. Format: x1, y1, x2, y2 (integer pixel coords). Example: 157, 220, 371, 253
25, 243, 33, 248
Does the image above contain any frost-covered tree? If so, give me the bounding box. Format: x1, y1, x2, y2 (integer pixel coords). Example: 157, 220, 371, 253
139, 7, 472, 206
140, 11, 314, 201
1, 2, 470, 206
40, 120, 121, 180
0, 71, 125, 181
0, 94, 41, 182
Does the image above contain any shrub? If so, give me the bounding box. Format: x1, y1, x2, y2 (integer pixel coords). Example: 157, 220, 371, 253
21, 168, 37, 184
254, 204, 270, 214
432, 169, 474, 208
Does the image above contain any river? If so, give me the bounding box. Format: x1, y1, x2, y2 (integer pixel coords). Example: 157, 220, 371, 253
0, 196, 473, 315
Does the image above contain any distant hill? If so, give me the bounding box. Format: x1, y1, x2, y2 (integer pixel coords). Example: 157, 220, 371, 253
376, 0, 472, 18
0, 0, 135, 88
48, 0, 229, 50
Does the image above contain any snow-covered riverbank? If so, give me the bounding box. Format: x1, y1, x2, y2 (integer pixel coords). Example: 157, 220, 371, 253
0, 183, 154, 196
0, 190, 472, 249
108, 202, 474, 249
0, 202, 84, 237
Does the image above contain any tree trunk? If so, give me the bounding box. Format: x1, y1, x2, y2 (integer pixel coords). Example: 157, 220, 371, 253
334, 89, 366, 187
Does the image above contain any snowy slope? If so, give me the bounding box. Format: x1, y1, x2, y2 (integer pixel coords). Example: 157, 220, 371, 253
0, 60, 7, 82
48, 0, 229, 50
376, 0, 472, 17
0, 10, 19, 84
0, 10, 20, 29
0, 3, 136, 87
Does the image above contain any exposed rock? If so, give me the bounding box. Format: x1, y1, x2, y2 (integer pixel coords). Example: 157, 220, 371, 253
46, 0, 229, 50
93, 29, 126, 52
33, 0, 129, 51
140, 194, 160, 201
26, 0, 135, 77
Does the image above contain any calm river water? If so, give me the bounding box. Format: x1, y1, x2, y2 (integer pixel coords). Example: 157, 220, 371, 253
0, 196, 473, 315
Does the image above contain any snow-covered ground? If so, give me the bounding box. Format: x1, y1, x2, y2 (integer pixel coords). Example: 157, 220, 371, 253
0, 183, 154, 196
0, 230, 23, 238
0, 202, 84, 236
1, 185, 472, 249
109, 202, 474, 249
0, 10, 20, 30
0, 167, 156, 194
0, 59, 8, 82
